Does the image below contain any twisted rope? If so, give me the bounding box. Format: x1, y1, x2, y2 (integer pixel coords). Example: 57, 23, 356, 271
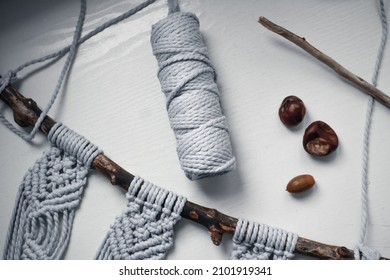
3, 124, 100, 259
230, 219, 298, 260
355, 0, 388, 260
168, 0, 180, 14
96, 176, 186, 260
151, 10, 236, 180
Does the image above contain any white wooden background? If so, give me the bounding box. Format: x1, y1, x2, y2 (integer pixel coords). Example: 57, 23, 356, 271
0, 0, 389, 259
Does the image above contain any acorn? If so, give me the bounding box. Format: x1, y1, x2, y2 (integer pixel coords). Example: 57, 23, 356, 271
286, 174, 315, 193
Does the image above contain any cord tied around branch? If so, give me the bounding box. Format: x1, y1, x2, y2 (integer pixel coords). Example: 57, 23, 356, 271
48, 123, 101, 168
0, 72, 17, 92
230, 219, 298, 260
354, 243, 381, 260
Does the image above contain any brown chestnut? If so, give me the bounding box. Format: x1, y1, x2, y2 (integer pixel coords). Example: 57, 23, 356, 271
286, 174, 315, 193
303, 121, 338, 156
278, 95, 306, 127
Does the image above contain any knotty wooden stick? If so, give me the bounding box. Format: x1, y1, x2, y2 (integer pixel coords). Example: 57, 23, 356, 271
258, 17, 390, 109
1, 85, 387, 259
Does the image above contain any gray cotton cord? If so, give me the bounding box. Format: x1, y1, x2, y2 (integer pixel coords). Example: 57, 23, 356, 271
151, 1, 236, 180
230, 218, 298, 260
0, 0, 86, 142
355, 0, 388, 260
168, 0, 181, 14
95, 176, 186, 260
0, 0, 157, 142
3, 123, 100, 259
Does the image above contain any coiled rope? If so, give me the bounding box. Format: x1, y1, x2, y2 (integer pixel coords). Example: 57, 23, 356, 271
151, 0, 236, 180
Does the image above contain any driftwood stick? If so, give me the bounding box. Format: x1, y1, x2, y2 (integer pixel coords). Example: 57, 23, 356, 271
0, 85, 387, 260
258, 17, 390, 109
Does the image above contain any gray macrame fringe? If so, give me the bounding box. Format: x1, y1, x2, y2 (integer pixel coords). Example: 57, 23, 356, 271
3, 124, 100, 259
230, 218, 298, 260
96, 176, 186, 260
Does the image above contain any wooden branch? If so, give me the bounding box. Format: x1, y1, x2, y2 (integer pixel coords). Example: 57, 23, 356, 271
258, 17, 390, 109
1, 85, 387, 260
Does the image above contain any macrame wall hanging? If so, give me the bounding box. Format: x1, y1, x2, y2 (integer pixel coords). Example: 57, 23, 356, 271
96, 176, 187, 260
3, 124, 100, 259
0, 0, 389, 260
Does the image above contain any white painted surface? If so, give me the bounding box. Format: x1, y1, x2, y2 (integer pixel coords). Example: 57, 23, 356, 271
0, 0, 389, 259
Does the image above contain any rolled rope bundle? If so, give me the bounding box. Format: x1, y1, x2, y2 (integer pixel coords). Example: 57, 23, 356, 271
3, 124, 100, 259
151, 12, 236, 180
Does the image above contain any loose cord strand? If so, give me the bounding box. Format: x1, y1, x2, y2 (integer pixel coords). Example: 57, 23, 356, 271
0, 0, 87, 141
168, 0, 180, 14
26, 0, 87, 141
356, 0, 388, 260
0, 0, 157, 142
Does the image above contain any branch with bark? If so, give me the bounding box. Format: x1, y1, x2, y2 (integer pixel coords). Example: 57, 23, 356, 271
258, 17, 390, 109
1, 85, 387, 259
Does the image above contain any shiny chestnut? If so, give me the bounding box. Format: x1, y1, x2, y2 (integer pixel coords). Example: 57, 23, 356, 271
278, 95, 306, 127
303, 121, 338, 156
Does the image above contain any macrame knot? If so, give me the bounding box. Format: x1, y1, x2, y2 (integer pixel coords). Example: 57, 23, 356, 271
354, 243, 381, 260
48, 123, 101, 168
96, 176, 186, 260
151, 12, 236, 180
0, 71, 17, 93
230, 219, 298, 260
